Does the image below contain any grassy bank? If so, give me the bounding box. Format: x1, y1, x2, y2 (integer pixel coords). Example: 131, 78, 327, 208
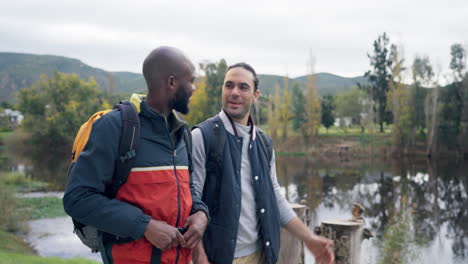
0, 131, 12, 145
262, 125, 431, 159
274, 131, 394, 159
0, 172, 66, 219
0, 172, 49, 193
0, 251, 98, 264
18, 197, 67, 220
0, 173, 98, 264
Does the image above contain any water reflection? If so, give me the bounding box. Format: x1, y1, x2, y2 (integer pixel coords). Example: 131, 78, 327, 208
276, 156, 468, 263
26, 216, 101, 262
2, 146, 69, 190
2, 144, 467, 263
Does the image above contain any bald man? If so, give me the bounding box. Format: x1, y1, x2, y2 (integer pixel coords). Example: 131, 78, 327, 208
64, 46, 209, 264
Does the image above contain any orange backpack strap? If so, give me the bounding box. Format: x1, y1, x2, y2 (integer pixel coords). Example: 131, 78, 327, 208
71, 110, 112, 162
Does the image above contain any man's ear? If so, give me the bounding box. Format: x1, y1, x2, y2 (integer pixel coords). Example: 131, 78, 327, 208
168, 75, 178, 92
253, 89, 260, 103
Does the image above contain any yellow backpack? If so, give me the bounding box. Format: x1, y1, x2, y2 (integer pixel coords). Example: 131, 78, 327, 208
67, 94, 143, 252
71, 93, 143, 162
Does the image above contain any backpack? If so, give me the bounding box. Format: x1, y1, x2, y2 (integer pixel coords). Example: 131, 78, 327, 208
68, 94, 193, 253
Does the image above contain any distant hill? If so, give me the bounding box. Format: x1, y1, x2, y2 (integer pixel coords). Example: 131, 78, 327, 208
0, 52, 146, 102
0, 52, 367, 102
257, 72, 367, 96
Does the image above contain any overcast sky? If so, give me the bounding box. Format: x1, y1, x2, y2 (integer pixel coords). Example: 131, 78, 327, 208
1, 0, 467, 79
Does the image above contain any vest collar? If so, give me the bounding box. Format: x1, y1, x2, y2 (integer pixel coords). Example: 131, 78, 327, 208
218, 110, 256, 140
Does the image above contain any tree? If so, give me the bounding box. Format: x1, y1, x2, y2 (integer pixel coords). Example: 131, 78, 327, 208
255, 95, 269, 125
184, 76, 210, 126
365, 32, 394, 132
412, 55, 434, 87
201, 59, 227, 117
450, 44, 466, 83
280, 76, 292, 140
461, 74, 468, 157
387, 46, 412, 153
437, 83, 462, 150
321, 95, 335, 133
426, 69, 442, 158
291, 83, 306, 131
411, 55, 434, 136
268, 84, 282, 142
449, 44, 468, 157
16, 73, 102, 156
303, 54, 321, 143
0, 101, 14, 109
335, 87, 368, 130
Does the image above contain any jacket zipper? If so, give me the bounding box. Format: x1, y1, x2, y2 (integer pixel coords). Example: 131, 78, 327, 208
173, 148, 181, 264
165, 121, 182, 264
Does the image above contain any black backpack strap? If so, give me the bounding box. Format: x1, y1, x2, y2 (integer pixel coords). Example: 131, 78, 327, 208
193, 115, 226, 176
193, 115, 225, 214
107, 100, 140, 198
256, 127, 273, 166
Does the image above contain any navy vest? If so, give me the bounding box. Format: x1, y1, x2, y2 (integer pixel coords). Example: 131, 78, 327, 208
195, 115, 281, 264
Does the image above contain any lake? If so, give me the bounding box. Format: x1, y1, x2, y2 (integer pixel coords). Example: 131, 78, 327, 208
275, 155, 468, 264
3, 149, 467, 263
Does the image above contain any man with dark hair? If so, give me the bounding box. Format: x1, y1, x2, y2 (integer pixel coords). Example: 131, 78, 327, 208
191, 62, 334, 264
64, 46, 208, 264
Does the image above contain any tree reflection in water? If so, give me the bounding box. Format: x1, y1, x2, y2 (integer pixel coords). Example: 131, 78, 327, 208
275, 156, 468, 262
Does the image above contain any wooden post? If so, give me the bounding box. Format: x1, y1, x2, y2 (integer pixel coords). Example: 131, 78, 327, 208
277, 203, 373, 264
315, 204, 373, 264
277, 203, 308, 264
317, 220, 364, 264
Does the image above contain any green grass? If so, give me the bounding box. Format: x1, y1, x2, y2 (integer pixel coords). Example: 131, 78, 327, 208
0, 172, 66, 220
0, 230, 35, 255
319, 125, 392, 136
276, 152, 306, 156
18, 197, 66, 220
0, 172, 49, 193
0, 131, 12, 143
0, 194, 95, 264
0, 183, 30, 233
0, 251, 99, 264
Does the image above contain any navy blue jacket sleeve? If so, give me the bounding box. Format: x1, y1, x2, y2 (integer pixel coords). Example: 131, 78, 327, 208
63, 110, 151, 239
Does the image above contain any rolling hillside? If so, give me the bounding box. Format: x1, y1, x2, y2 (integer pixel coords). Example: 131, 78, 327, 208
0, 52, 367, 102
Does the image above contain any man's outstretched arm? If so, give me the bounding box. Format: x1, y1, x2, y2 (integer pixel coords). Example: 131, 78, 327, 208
284, 217, 334, 264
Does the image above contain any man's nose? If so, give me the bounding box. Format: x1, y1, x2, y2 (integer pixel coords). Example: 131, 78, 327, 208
231, 86, 241, 96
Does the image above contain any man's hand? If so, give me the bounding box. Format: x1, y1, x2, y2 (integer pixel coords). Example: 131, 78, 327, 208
144, 219, 186, 251
183, 211, 208, 248
192, 241, 211, 264
284, 217, 334, 264
305, 234, 334, 264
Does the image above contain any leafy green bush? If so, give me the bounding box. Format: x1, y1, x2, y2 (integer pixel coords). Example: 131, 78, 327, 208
0, 184, 30, 233
378, 211, 419, 264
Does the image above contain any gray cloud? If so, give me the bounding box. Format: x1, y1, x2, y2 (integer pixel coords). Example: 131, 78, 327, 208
1, 0, 467, 79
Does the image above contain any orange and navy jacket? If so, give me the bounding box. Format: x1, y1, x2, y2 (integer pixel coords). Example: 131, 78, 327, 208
64, 101, 206, 264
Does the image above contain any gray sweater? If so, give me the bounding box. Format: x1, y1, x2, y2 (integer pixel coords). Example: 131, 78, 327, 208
191, 111, 296, 258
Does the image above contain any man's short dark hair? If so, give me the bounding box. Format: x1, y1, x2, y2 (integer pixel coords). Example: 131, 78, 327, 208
227, 62, 259, 91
